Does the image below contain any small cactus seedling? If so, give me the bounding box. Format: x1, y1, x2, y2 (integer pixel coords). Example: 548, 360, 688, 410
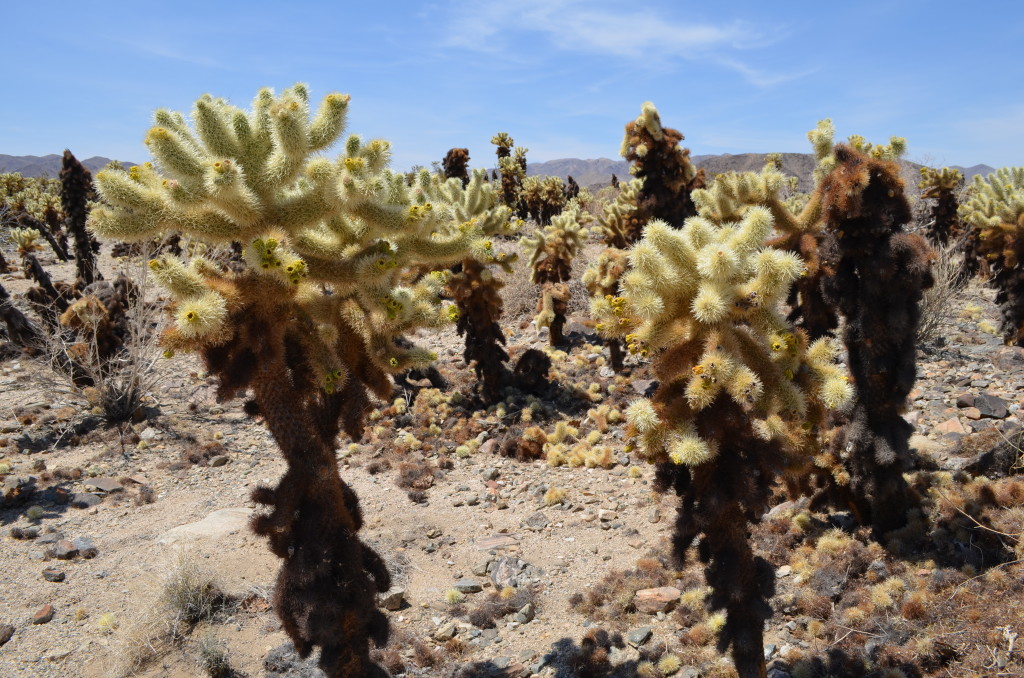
90, 84, 507, 678
959, 167, 1024, 345
620, 102, 705, 229
522, 202, 589, 345
617, 208, 851, 678
818, 143, 934, 537
442, 147, 470, 187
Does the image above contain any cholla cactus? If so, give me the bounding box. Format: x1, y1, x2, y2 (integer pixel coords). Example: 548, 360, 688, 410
691, 126, 835, 339
959, 167, 1024, 345
90, 84, 506, 678
583, 248, 629, 370
614, 211, 851, 678
595, 178, 643, 248
442, 147, 470, 187
918, 166, 965, 247
1, 174, 70, 260
522, 202, 589, 345
60, 150, 101, 286
620, 102, 705, 228
520, 175, 566, 225
818, 144, 934, 537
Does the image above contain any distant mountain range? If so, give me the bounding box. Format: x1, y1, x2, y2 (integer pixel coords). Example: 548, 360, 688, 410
528, 155, 997, 193
0, 154, 139, 178
4, 153, 995, 194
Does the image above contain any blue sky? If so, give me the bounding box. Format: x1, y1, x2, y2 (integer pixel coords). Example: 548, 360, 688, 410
4, 1, 1023, 170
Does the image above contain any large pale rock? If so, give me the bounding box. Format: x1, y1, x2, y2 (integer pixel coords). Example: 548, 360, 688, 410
158, 508, 252, 545
634, 586, 681, 614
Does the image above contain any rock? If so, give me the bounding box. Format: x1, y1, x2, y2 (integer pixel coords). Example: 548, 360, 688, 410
157, 507, 252, 544
42, 567, 65, 582
514, 602, 535, 624
70, 493, 102, 509
490, 557, 526, 589
2, 475, 35, 508
209, 455, 229, 467
634, 587, 681, 614
83, 478, 123, 493
992, 346, 1024, 370
472, 559, 493, 576
479, 440, 499, 456
72, 536, 98, 558
0, 624, 14, 646
454, 579, 483, 594
263, 641, 323, 678
630, 379, 658, 397
475, 534, 520, 551
36, 531, 63, 545
648, 508, 661, 524
482, 467, 500, 481
434, 620, 459, 641
139, 426, 161, 441
975, 393, 1008, 419
935, 418, 966, 435
626, 626, 653, 647
32, 604, 54, 624
955, 393, 976, 408
598, 509, 618, 522
47, 540, 79, 560
378, 587, 406, 611
523, 512, 550, 531
962, 407, 982, 420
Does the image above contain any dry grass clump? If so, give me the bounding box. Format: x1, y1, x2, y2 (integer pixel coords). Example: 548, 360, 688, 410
107, 554, 232, 676
916, 242, 967, 346
466, 585, 537, 629
568, 554, 690, 624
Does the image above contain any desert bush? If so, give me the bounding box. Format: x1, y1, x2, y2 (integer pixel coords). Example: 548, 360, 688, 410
916, 241, 967, 346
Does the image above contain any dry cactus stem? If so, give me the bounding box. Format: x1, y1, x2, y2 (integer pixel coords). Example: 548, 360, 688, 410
959, 166, 1024, 345
819, 143, 934, 537
90, 84, 507, 678
442, 147, 470, 187
60, 150, 102, 286
620, 102, 705, 228
522, 202, 589, 345
617, 209, 851, 678
918, 166, 965, 247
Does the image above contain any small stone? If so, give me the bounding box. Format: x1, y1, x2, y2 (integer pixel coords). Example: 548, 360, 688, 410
778, 565, 792, 577
962, 407, 982, 420
209, 455, 229, 467
514, 602, 535, 623
72, 537, 98, 559
524, 512, 549, 531
634, 587, 681, 614
955, 393, 976, 408
42, 567, 66, 582
626, 626, 653, 647
482, 467, 500, 481
598, 509, 618, 522
454, 578, 483, 594
472, 559, 493, 576
32, 604, 54, 624
479, 440, 499, 456
490, 557, 525, 589
378, 587, 406, 611
935, 418, 966, 435
139, 427, 161, 441
764, 643, 777, 659
0, 624, 14, 646
47, 540, 79, 560
475, 534, 519, 551
70, 493, 102, 509
630, 379, 658, 397
83, 478, 122, 493
434, 620, 459, 640
975, 393, 1008, 419
36, 531, 63, 545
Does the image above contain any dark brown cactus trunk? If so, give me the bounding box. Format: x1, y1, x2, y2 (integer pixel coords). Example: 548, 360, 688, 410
60, 150, 102, 286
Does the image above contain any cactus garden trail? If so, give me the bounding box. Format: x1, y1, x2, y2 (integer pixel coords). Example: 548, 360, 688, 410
1, 244, 1023, 678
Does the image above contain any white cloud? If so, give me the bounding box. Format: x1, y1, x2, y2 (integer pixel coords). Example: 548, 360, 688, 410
440, 0, 802, 86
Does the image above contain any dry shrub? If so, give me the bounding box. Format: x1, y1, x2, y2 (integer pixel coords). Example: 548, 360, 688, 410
916, 242, 967, 346
466, 586, 536, 629
568, 554, 676, 622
